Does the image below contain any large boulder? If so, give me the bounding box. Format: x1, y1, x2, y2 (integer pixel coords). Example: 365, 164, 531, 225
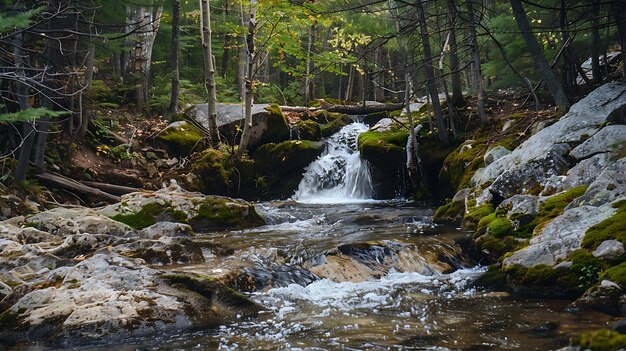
358, 129, 409, 198
99, 182, 264, 231
503, 205, 616, 268
0, 252, 261, 345
155, 121, 204, 157
25, 207, 135, 237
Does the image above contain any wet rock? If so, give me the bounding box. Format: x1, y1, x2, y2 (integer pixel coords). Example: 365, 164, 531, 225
292, 120, 322, 141
370, 118, 395, 132
155, 121, 204, 157
503, 205, 616, 268
0, 223, 56, 244
497, 195, 539, 228
113, 237, 222, 265
569, 125, 626, 160
569, 280, 625, 315
0, 252, 261, 345
592, 240, 625, 260
612, 319, 626, 334
25, 207, 135, 237
483, 146, 510, 166
567, 158, 626, 208
99, 181, 264, 231
48, 233, 122, 258
236, 263, 319, 291
139, 221, 194, 239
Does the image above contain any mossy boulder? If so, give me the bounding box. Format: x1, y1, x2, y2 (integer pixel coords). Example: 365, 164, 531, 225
253, 140, 324, 199
358, 129, 409, 198
573, 330, 626, 351
582, 200, 626, 250
187, 147, 257, 197
293, 120, 322, 141
315, 110, 353, 137
433, 199, 465, 224
99, 182, 264, 231
155, 121, 204, 157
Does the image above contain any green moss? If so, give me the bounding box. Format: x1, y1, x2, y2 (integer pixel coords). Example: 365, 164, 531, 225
294, 120, 322, 141
357, 130, 409, 167
316, 111, 352, 137
477, 213, 497, 233
156, 121, 204, 156
0, 308, 26, 328
440, 140, 487, 191
505, 264, 581, 296
260, 104, 290, 143
191, 149, 232, 195
478, 235, 521, 260
473, 264, 507, 289
573, 330, 626, 351
537, 186, 588, 221
433, 200, 465, 224
487, 217, 514, 238
463, 203, 495, 230
110, 202, 165, 229
190, 197, 264, 229
600, 261, 626, 288
582, 200, 626, 250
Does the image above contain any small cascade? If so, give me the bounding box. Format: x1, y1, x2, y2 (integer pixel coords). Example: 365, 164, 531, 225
294, 122, 374, 202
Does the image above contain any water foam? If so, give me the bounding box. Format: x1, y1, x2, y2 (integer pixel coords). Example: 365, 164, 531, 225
294, 122, 375, 203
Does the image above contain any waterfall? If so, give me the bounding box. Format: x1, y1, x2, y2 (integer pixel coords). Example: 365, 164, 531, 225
293, 122, 374, 202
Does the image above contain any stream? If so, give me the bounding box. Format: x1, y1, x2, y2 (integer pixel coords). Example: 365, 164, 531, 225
8, 122, 613, 351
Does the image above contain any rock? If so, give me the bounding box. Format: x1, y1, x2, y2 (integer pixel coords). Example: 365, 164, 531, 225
472, 83, 626, 189
483, 146, 510, 166
25, 207, 135, 237
99, 181, 264, 231
0, 252, 261, 345
488, 143, 573, 199
497, 195, 539, 228
47, 233, 122, 258
191, 102, 270, 133
612, 319, 626, 334
315, 111, 353, 137
0, 280, 10, 299
503, 205, 616, 268
474, 188, 494, 207
216, 104, 290, 150
113, 237, 221, 265
155, 121, 204, 157
568, 158, 626, 208
553, 261, 573, 269
569, 125, 626, 160
139, 221, 194, 239
252, 140, 324, 198
292, 120, 322, 141
569, 279, 625, 315
0, 223, 57, 243
592, 240, 625, 260
370, 118, 395, 132
555, 153, 610, 192
452, 188, 471, 203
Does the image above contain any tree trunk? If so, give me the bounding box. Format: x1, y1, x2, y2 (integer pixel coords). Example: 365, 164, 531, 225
13, 32, 35, 182
236, 0, 256, 159
416, 0, 449, 145
345, 65, 354, 102
201, 0, 220, 145
168, 0, 181, 115
221, 0, 231, 78
77, 30, 95, 141
591, 0, 602, 84
559, 0, 575, 92
304, 22, 316, 105
510, 0, 570, 112
445, 0, 464, 107
237, 8, 247, 100
466, 0, 486, 124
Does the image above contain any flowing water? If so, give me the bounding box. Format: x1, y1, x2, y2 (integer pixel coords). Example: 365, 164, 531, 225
9, 124, 615, 351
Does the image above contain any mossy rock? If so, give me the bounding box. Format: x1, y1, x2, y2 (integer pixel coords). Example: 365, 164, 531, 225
463, 202, 495, 230
503, 264, 582, 298
156, 121, 204, 157
105, 188, 264, 231
358, 130, 409, 168
582, 200, 626, 250
601, 261, 626, 289
188, 148, 257, 197
362, 111, 390, 126
293, 120, 322, 141
433, 199, 465, 224
253, 140, 324, 198
255, 104, 290, 145
573, 330, 626, 351
316, 111, 353, 137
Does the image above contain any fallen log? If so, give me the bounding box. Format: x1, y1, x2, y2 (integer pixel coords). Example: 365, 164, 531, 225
279, 103, 403, 115
79, 181, 141, 196
35, 172, 120, 203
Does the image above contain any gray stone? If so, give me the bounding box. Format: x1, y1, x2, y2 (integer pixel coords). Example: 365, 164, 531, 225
452, 188, 470, 203
553, 261, 573, 269
557, 153, 610, 192
26, 207, 135, 237
569, 279, 625, 314
139, 221, 194, 239
191, 102, 271, 130
370, 118, 395, 132
483, 146, 510, 166
0, 251, 261, 344
503, 205, 616, 268
570, 125, 626, 160
497, 195, 539, 227
568, 158, 626, 208
593, 240, 625, 260
612, 318, 626, 334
